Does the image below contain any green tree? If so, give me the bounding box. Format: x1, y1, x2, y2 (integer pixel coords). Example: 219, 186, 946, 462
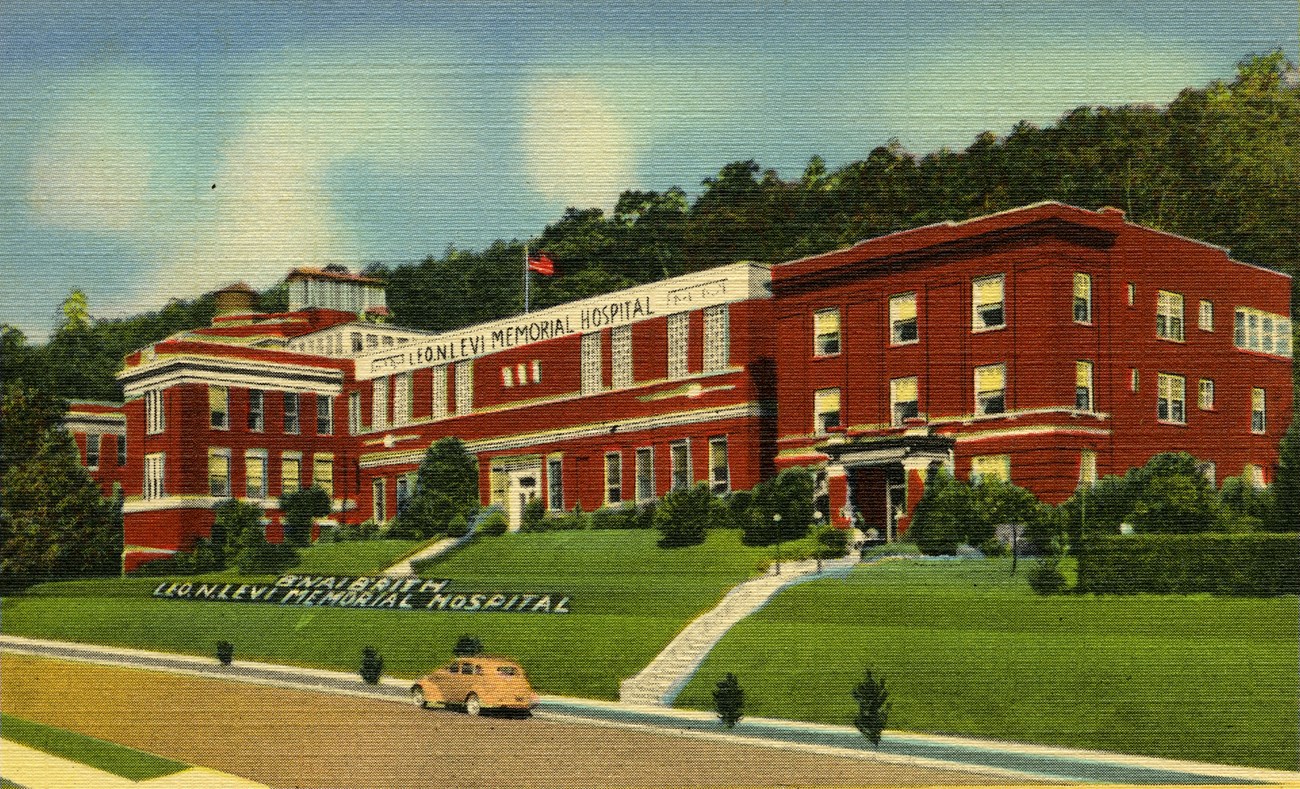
396, 438, 480, 539
1265, 419, 1300, 532
654, 483, 712, 548
279, 486, 331, 545
907, 469, 973, 555
713, 673, 745, 728
852, 668, 892, 748
743, 466, 815, 546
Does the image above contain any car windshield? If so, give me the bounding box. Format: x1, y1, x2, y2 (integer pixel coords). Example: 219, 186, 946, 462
496, 666, 518, 676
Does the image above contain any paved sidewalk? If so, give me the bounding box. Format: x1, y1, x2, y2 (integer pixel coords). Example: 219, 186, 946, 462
1, 740, 266, 789
6, 635, 1297, 785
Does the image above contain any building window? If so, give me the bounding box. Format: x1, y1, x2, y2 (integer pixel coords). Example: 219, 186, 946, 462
516, 363, 527, 386
889, 293, 918, 345
1157, 373, 1186, 424
1156, 290, 1184, 342
432, 365, 448, 420
813, 308, 841, 356
605, 452, 623, 505
1199, 300, 1214, 331
635, 447, 654, 502
1075, 361, 1093, 412
317, 395, 334, 435
283, 393, 300, 434
972, 275, 1005, 331
372, 376, 389, 429
1251, 388, 1266, 434
1127, 283, 1136, 306
1131, 369, 1139, 392
455, 361, 474, 414
208, 448, 230, 497
1246, 463, 1266, 489
709, 436, 729, 495
1080, 450, 1097, 487
547, 456, 563, 511
281, 454, 301, 495
890, 377, 918, 426
373, 479, 387, 523
246, 390, 264, 432
396, 476, 411, 514
668, 312, 690, 379
1198, 379, 1215, 411
670, 440, 692, 490
1234, 307, 1293, 358
703, 305, 730, 371
611, 325, 633, 388
85, 434, 100, 469
974, 364, 1006, 415
815, 387, 841, 434
970, 455, 1011, 482
501, 366, 514, 387
349, 391, 362, 434
531, 359, 542, 383
144, 453, 166, 499
116, 435, 127, 467
1072, 273, 1092, 324
245, 450, 267, 499
351, 332, 363, 352
145, 390, 165, 435
580, 332, 603, 395
393, 373, 411, 426
209, 385, 229, 430
312, 454, 334, 498
1200, 461, 1216, 486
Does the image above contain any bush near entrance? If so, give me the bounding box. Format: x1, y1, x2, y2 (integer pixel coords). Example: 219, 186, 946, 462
1077, 533, 1300, 596
654, 484, 712, 547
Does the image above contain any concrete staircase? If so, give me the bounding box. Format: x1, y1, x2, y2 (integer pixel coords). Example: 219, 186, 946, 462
619, 555, 858, 706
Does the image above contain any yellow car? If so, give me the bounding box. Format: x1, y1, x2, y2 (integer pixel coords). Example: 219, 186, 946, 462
411, 657, 539, 716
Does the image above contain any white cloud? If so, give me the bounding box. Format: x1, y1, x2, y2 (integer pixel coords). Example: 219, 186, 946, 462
521, 77, 637, 210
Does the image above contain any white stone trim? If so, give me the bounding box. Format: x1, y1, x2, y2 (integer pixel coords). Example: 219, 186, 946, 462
120, 355, 343, 398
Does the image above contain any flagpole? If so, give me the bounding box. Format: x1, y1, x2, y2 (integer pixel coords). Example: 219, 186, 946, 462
524, 243, 530, 314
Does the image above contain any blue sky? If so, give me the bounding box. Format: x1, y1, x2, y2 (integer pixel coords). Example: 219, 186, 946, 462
2, 1, 1297, 340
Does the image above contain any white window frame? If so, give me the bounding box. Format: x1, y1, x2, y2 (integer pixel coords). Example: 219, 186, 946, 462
972, 274, 1005, 331
373, 478, 387, 523
281, 452, 301, 495
581, 332, 604, 394
116, 434, 127, 467
531, 359, 542, 384
144, 452, 166, 499
247, 390, 264, 432
889, 377, 918, 426
245, 449, 268, 500
1251, 388, 1266, 434
815, 387, 841, 434
970, 454, 1011, 482
396, 475, 412, 514
709, 436, 729, 495
974, 363, 1006, 416
547, 455, 564, 511
209, 385, 229, 430
703, 304, 730, 371
348, 391, 362, 434
1247, 464, 1266, 489
501, 366, 514, 387
1198, 379, 1215, 411
85, 434, 100, 469
432, 365, 449, 420
1157, 373, 1186, 424
1079, 449, 1097, 487
1156, 290, 1185, 342
316, 395, 334, 435
1199, 300, 1214, 332
611, 325, 633, 388
1075, 361, 1093, 412
1234, 307, 1293, 358
1127, 283, 1135, 307
455, 361, 474, 413
372, 376, 389, 429
635, 447, 655, 502
604, 452, 623, 505
313, 453, 334, 498
283, 392, 300, 434
1131, 368, 1139, 393
670, 440, 692, 490
145, 390, 165, 435
668, 312, 690, 379
1073, 273, 1092, 324
889, 293, 918, 345
208, 447, 231, 497
393, 372, 411, 426
813, 308, 841, 356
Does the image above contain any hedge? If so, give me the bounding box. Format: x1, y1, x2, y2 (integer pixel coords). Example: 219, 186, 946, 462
1077, 533, 1300, 596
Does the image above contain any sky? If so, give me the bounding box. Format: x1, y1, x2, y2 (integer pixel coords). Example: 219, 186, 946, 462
2, 1, 1297, 341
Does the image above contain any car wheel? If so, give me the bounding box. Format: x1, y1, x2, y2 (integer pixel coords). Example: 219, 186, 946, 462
411, 687, 427, 709
465, 693, 482, 717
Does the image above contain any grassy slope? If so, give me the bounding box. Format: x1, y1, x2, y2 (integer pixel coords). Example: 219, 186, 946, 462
2, 530, 813, 700
674, 557, 1299, 771
1, 714, 188, 781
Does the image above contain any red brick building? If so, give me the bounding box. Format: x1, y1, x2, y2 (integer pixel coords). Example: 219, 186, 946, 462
71, 204, 1292, 570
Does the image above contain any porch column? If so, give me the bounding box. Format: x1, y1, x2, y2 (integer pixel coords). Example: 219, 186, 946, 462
827, 463, 852, 529
898, 456, 934, 537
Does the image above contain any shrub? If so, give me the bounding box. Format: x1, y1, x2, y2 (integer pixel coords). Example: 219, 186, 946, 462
521, 497, 545, 532
1026, 555, 1067, 594
397, 438, 480, 538
713, 673, 745, 728
633, 501, 657, 530
1264, 419, 1300, 532
445, 514, 470, 538
978, 537, 1006, 557
359, 647, 384, 684
453, 635, 484, 657
816, 526, 849, 559
234, 542, 299, 575
279, 486, 331, 546
743, 467, 815, 546
590, 506, 634, 530
1077, 533, 1300, 596
216, 640, 234, 666
852, 668, 892, 748
908, 470, 971, 555
479, 508, 509, 536
654, 483, 712, 548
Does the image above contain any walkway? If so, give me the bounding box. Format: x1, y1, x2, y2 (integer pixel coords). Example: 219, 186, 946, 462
619, 554, 861, 705
381, 522, 479, 576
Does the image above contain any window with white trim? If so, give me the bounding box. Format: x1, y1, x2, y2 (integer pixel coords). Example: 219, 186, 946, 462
316, 395, 334, 435
611, 325, 633, 388
1251, 388, 1266, 434
813, 308, 840, 356
890, 377, 918, 426
1075, 361, 1093, 412
1156, 291, 1184, 341
209, 385, 229, 430
116, 435, 126, 467
889, 293, 917, 345
1127, 283, 1135, 306
605, 452, 623, 505
581, 332, 603, 395
1079, 450, 1097, 486
312, 454, 334, 498
501, 366, 514, 387
373, 479, 387, 522
1199, 300, 1214, 331
970, 454, 1011, 482
281, 453, 301, 495
635, 447, 654, 502
1198, 379, 1215, 411
531, 359, 542, 383
248, 390, 264, 432
208, 448, 230, 497
454, 361, 474, 413
1246, 463, 1266, 489
351, 332, 363, 352
1234, 307, 1292, 358
516, 363, 527, 386
972, 275, 1005, 331
283, 392, 300, 434
709, 436, 729, 495
245, 450, 267, 499
372, 376, 388, 429
668, 312, 690, 379
703, 304, 730, 371
85, 434, 100, 469
1131, 368, 1139, 392
396, 475, 412, 514
431, 365, 448, 420
393, 373, 411, 426
670, 440, 692, 490
348, 391, 361, 434
1157, 373, 1186, 424
145, 390, 165, 435
974, 364, 1006, 415
1073, 273, 1092, 324
547, 455, 564, 511
144, 453, 166, 499
815, 387, 841, 434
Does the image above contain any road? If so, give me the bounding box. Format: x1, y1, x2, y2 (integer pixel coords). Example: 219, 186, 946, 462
2, 653, 1005, 788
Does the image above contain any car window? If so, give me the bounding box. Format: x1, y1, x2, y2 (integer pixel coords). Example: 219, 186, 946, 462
448, 663, 459, 674
461, 662, 476, 674
496, 666, 517, 676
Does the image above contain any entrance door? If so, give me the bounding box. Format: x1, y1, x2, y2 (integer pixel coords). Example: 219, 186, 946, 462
506, 468, 540, 530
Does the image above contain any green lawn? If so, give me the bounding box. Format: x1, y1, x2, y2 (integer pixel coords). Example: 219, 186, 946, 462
288, 538, 425, 575
674, 557, 1299, 771
2, 530, 811, 700
1, 714, 188, 781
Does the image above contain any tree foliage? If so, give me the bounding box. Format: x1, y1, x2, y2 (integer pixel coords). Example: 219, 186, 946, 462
852, 668, 892, 748
654, 483, 712, 548
394, 438, 480, 539
713, 672, 745, 729
742, 466, 816, 546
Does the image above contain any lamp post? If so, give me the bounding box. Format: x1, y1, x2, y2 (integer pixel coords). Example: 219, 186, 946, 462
773, 513, 782, 575
813, 510, 824, 572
